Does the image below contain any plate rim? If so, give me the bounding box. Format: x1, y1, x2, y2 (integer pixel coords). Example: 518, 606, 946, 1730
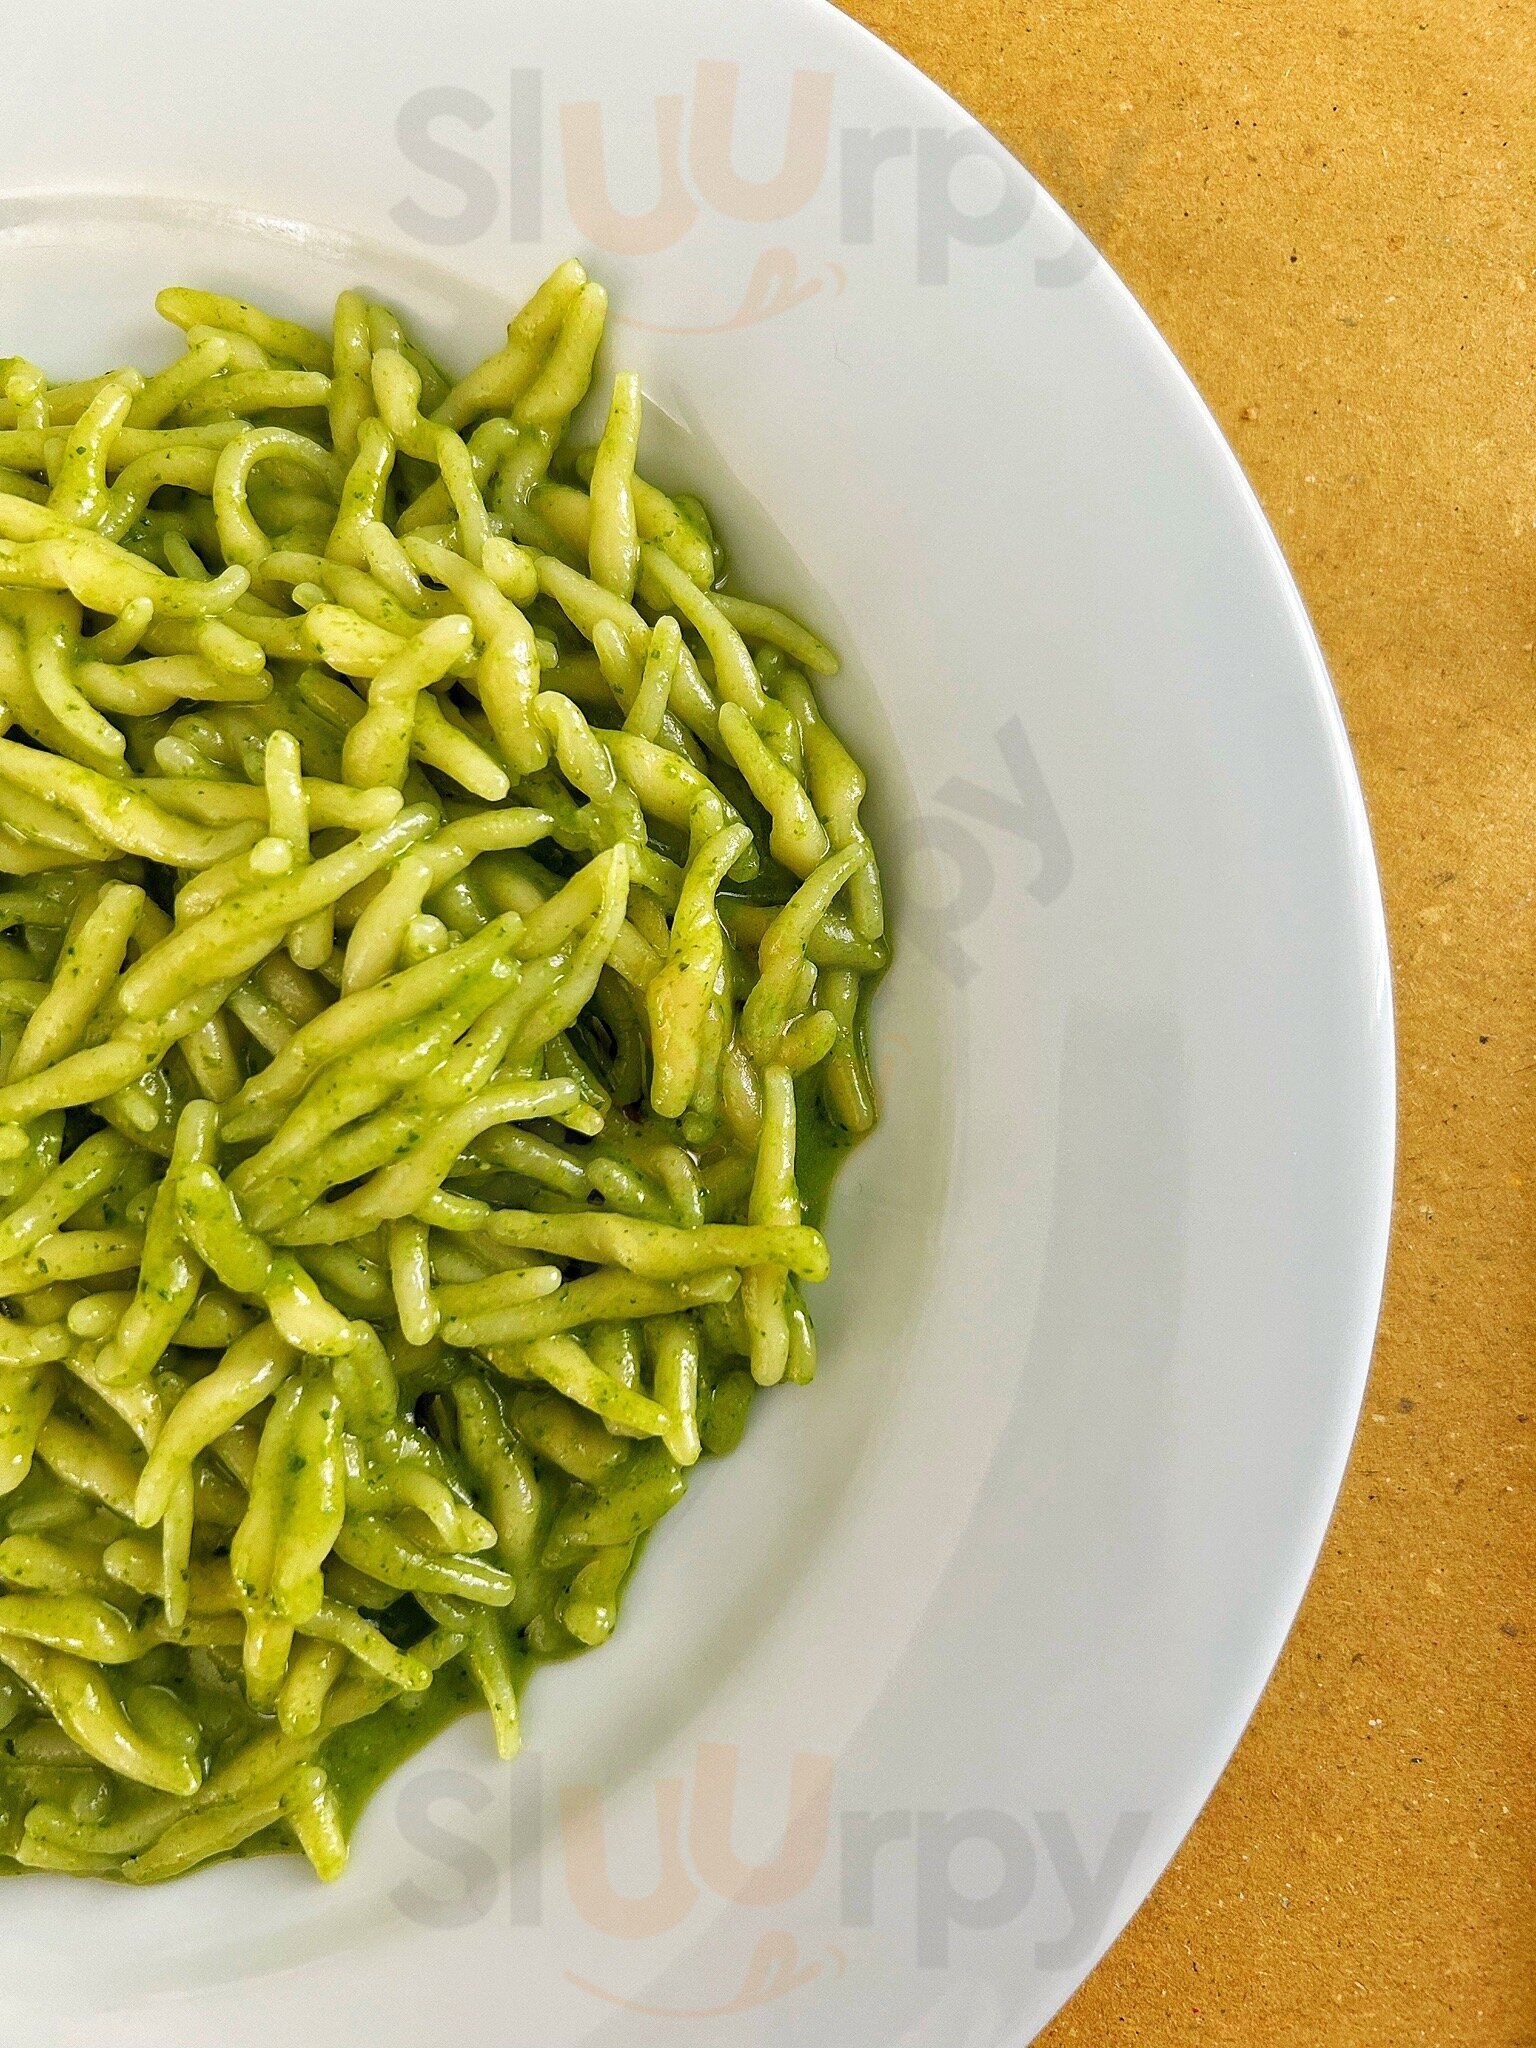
811, 0, 1398, 2021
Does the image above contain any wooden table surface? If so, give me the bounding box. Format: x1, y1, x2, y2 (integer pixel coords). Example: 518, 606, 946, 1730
840, 0, 1535, 2037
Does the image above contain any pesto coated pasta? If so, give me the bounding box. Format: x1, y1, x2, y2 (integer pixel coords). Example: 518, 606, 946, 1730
0, 261, 884, 1883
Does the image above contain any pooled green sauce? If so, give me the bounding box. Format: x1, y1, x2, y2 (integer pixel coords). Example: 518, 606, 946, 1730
318, 1660, 482, 1832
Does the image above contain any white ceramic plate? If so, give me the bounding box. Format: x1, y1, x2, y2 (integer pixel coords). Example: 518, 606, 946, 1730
0, 2, 1393, 2042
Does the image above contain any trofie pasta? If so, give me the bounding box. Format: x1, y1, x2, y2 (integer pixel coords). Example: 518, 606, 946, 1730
0, 261, 885, 1881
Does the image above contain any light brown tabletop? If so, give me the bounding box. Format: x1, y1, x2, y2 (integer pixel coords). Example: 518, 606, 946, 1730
839, 0, 1535, 2037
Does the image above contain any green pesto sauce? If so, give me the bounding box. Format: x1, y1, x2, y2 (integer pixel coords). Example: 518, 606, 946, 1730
794, 969, 883, 1230
795, 1077, 856, 1231
183, 1661, 486, 1873
318, 1659, 482, 1832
